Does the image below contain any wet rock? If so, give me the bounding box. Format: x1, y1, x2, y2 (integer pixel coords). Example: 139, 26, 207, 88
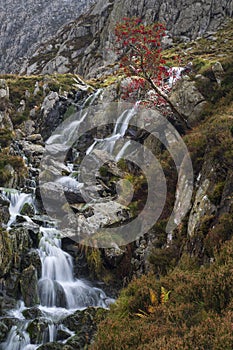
38, 342, 63, 350
8, 226, 33, 270
21, 250, 42, 279
0, 295, 17, 314
20, 265, 39, 307
0, 195, 10, 225
56, 328, 71, 341
0, 321, 8, 342
63, 307, 108, 348
26, 318, 51, 344
5, 271, 21, 299
20, 202, 35, 217
31, 214, 55, 228
0, 229, 12, 277
38, 280, 67, 308
13, 221, 40, 249
39, 95, 72, 141
22, 307, 43, 319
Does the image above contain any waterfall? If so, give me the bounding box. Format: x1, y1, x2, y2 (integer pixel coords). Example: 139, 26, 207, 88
1, 190, 108, 349
38, 227, 106, 309
2, 190, 35, 227
2, 325, 33, 350
85, 101, 140, 159
0, 89, 115, 349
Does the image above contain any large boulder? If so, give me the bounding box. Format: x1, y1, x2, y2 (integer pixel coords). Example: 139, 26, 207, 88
169, 76, 207, 126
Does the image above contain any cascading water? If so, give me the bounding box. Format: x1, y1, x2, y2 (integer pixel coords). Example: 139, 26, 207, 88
0, 89, 114, 350
1, 192, 108, 350
2, 190, 35, 228
1, 90, 141, 350
38, 227, 107, 310
85, 101, 140, 160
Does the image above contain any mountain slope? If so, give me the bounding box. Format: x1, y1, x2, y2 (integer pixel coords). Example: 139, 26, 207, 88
21, 0, 233, 77
0, 0, 95, 73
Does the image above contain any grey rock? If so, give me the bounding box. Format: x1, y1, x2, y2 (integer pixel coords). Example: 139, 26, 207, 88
0, 79, 9, 98
169, 77, 207, 126
41, 91, 59, 117
188, 179, 217, 237
0, 0, 96, 73
21, 0, 233, 77
212, 61, 225, 85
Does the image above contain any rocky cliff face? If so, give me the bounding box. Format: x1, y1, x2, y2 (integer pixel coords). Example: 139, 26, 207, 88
22, 0, 233, 77
0, 0, 95, 73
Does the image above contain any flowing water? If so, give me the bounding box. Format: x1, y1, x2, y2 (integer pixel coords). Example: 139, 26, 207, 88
85, 102, 140, 159
0, 91, 139, 349
0, 89, 114, 350
1, 193, 108, 350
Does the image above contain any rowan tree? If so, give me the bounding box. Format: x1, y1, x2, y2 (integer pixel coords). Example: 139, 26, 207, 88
115, 17, 187, 125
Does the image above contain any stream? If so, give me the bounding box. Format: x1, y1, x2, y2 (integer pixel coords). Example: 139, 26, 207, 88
0, 91, 138, 349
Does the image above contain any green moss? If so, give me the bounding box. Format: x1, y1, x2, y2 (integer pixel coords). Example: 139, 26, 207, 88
0, 73, 78, 127
0, 129, 13, 148
86, 247, 104, 279
0, 153, 26, 186
208, 181, 225, 206
0, 228, 12, 277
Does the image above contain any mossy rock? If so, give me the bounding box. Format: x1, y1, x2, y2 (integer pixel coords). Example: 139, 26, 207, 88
38, 343, 64, 350
20, 202, 34, 217
26, 318, 51, 344
0, 322, 8, 342
22, 307, 43, 319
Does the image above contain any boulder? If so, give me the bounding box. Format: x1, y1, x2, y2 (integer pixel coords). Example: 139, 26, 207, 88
188, 179, 217, 237
0, 229, 12, 277
26, 318, 51, 344
21, 250, 42, 279
20, 265, 40, 307
63, 307, 108, 347
22, 307, 43, 319
212, 61, 225, 86
169, 76, 207, 126
0, 80, 9, 99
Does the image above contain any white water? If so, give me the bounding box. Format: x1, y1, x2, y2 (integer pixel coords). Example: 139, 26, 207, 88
2, 191, 34, 228
168, 67, 186, 86
2, 325, 33, 350
38, 227, 107, 310
1, 190, 108, 350
115, 140, 131, 162
86, 102, 139, 159
0, 90, 113, 350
